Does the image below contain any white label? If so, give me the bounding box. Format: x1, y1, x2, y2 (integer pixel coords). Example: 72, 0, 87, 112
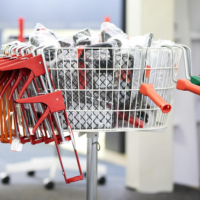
11, 139, 23, 152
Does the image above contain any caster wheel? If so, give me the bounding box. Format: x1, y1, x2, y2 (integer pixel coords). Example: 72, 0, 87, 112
83, 172, 87, 177
27, 171, 35, 177
98, 176, 106, 185
0, 173, 10, 184
43, 178, 55, 190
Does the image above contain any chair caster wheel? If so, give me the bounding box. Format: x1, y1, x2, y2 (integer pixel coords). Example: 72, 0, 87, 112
27, 171, 35, 177
0, 173, 10, 184
43, 178, 55, 190
98, 176, 106, 185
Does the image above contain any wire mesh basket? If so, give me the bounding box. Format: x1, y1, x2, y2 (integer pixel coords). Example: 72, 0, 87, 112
0, 41, 197, 185
42, 45, 182, 132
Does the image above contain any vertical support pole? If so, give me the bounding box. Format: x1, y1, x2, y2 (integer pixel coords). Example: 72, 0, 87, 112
86, 132, 99, 200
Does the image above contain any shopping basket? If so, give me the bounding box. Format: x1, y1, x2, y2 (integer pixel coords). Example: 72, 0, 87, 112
39, 44, 183, 131
38, 43, 200, 132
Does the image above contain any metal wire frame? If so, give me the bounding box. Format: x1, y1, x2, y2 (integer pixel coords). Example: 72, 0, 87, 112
40, 46, 183, 132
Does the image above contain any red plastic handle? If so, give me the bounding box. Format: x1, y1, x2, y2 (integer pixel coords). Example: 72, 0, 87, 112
9, 70, 23, 100
78, 48, 86, 89
118, 112, 145, 128
18, 71, 34, 99
140, 83, 171, 113
15, 91, 66, 113
0, 71, 10, 86
145, 65, 151, 78
32, 107, 50, 134
177, 79, 200, 95
128, 116, 145, 128
0, 70, 18, 98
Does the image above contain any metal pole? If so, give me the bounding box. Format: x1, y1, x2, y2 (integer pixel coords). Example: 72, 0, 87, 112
86, 132, 99, 200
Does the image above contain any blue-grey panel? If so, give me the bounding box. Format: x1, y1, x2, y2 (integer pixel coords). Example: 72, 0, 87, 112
0, 0, 122, 29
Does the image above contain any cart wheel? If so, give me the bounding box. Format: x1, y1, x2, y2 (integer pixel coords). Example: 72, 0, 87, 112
83, 172, 87, 177
98, 176, 106, 185
27, 171, 35, 177
43, 178, 55, 190
0, 173, 10, 184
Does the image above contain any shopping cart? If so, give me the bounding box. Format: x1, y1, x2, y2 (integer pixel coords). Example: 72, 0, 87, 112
1, 41, 200, 199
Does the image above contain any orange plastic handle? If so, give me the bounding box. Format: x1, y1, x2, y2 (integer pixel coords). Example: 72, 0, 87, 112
177, 79, 200, 95
140, 83, 171, 113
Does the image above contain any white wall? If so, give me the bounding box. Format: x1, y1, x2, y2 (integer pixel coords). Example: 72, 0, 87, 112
126, 0, 200, 191
173, 0, 199, 187
126, 0, 175, 193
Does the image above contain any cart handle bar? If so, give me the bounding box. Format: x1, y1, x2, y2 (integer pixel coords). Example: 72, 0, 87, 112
140, 83, 171, 113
